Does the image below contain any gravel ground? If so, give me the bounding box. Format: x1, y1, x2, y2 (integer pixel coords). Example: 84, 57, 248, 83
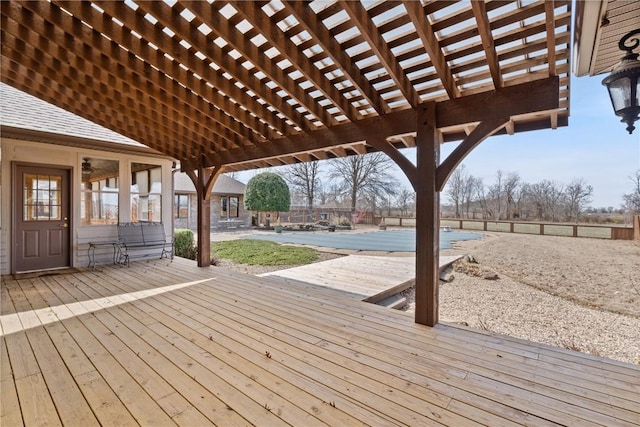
406, 233, 640, 364
213, 229, 640, 364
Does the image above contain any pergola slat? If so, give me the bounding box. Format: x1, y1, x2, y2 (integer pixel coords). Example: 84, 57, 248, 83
14, 1, 240, 155
470, 0, 503, 89
340, 0, 420, 107
52, 1, 279, 144
1, 0, 571, 170
129, 0, 312, 134
229, 1, 362, 123
404, 1, 460, 100
178, 1, 334, 128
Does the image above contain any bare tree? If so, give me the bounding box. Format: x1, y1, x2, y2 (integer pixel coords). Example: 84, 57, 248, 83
474, 178, 489, 219
512, 182, 529, 219
444, 164, 481, 219
395, 187, 416, 216
444, 164, 468, 218
527, 180, 564, 221
328, 153, 399, 212
564, 178, 593, 222
283, 161, 321, 209
317, 182, 344, 206
486, 170, 505, 220
622, 170, 640, 214
503, 172, 521, 219
463, 175, 481, 218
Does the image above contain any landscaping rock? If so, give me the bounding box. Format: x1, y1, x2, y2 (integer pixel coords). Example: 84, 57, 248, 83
439, 267, 455, 283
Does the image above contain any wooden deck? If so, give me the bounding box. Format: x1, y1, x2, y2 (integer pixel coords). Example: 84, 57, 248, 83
260, 255, 461, 302
1, 258, 638, 426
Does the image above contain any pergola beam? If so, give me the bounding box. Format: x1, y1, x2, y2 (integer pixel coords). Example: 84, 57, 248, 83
545, 0, 557, 77
133, 0, 312, 133
5, 2, 212, 158
230, 1, 362, 123
470, 0, 503, 89
1, 58, 183, 160
182, 1, 334, 128
340, 0, 420, 107
404, 1, 460, 99
282, 0, 388, 116
65, 0, 279, 142
182, 76, 559, 170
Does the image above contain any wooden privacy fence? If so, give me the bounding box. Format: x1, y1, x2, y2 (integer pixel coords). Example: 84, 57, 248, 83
382, 217, 639, 240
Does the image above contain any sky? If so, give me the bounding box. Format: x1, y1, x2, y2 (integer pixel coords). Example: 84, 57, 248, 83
236, 74, 640, 209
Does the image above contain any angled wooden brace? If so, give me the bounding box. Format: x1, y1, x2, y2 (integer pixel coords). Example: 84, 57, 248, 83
436, 118, 510, 192
367, 138, 418, 191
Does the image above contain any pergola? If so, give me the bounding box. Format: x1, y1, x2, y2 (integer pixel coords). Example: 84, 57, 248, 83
1, 0, 571, 326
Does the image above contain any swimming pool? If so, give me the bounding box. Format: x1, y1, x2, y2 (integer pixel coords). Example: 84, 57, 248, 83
247, 229, 481, 252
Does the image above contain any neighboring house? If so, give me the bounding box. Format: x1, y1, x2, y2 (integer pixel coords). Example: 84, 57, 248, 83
0, 84, 174, 274
173, 172, 251, 231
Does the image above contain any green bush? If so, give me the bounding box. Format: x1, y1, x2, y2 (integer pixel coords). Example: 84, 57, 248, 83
174, 229, 197, 260
244, 172, 290, 224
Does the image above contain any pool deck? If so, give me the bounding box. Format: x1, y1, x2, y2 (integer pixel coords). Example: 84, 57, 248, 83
260, 255, 462, 302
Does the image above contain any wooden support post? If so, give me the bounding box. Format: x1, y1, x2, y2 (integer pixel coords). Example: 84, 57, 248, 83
186, 164, 222, 267
196, 184, 212, 267
414, 102, 440, 326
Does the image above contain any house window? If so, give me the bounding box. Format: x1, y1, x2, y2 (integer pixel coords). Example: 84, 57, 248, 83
174, 194, 189, 218
220, 197, 227, 217
131, 163, 162, 222
220, 196, 239, 219
80, 158, 119, 225
229, 196, 239, 218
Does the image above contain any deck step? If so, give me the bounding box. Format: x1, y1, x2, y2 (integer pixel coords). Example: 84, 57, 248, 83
375, 294, 407, 310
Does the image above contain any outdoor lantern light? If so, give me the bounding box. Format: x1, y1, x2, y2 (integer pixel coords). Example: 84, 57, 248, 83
602, 29, 640, 134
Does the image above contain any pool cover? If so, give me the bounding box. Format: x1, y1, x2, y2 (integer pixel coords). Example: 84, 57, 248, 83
247, 229, 481, 252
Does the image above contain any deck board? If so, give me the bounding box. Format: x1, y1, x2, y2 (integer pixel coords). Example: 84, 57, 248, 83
259, 255, 461, 301
133, 260, 640, 424
165, 272, 624, 424
0, 338, 22, 427
1, 258, 638, 426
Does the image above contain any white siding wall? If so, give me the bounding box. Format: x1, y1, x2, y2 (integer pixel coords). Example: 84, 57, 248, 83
0, 138, 173, 274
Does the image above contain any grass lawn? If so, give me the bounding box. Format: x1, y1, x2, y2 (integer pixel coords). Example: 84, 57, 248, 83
211, 239, 317, 266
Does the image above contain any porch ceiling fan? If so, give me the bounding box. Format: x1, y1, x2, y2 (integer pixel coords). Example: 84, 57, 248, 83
82, 157, 93, 177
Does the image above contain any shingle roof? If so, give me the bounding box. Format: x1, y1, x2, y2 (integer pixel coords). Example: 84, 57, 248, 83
174, 172, 246, 195
0, 83, 144, 147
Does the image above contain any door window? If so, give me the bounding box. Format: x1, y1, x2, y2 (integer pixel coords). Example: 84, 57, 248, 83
23, 173, 62, 221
